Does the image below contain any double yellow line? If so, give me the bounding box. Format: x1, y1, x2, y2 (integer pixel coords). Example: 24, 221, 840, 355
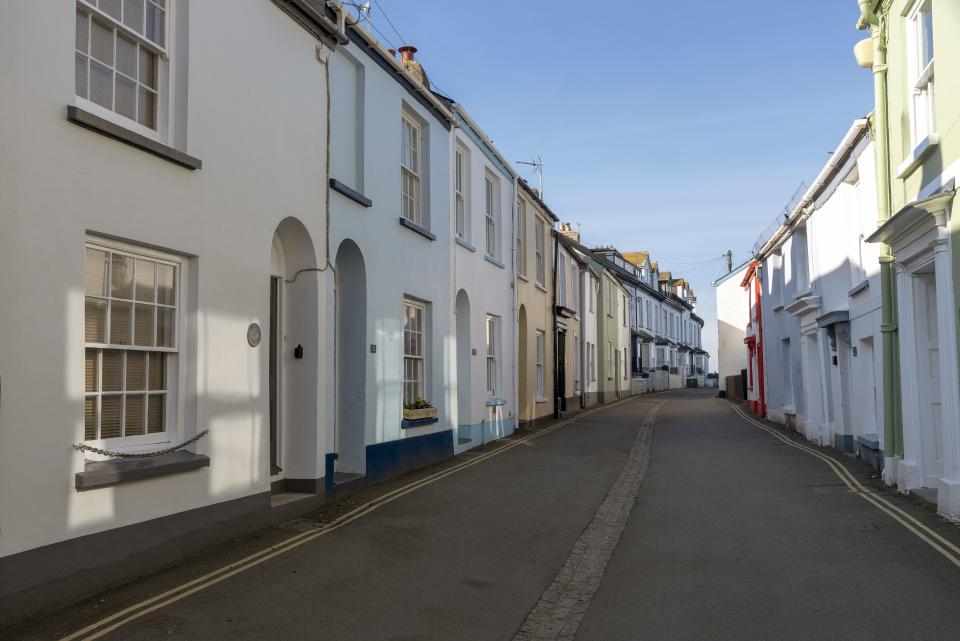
725, 400, 960, 570
62, 394, 657, 641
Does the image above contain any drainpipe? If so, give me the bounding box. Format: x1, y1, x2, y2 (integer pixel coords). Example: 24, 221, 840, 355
511, 176, 520, 430
859, 0, 902, 464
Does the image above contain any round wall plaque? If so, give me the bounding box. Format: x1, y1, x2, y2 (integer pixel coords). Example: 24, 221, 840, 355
247, 323, 262, 347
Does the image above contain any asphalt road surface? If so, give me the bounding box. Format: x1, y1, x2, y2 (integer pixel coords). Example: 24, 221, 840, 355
11, 389, 960, 641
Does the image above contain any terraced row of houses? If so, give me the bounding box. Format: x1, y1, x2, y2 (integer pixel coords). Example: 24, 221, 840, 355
0, 0, 707, 620
715, 0, 960, 520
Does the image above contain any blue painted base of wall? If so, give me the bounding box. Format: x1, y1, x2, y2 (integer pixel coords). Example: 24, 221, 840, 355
834, 434, 855, 453
366, 429, 454, 484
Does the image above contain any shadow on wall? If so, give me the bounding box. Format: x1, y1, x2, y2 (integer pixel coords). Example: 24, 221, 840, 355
716, 318, 746, 393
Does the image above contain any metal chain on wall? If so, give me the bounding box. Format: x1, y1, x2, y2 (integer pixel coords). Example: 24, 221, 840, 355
73, 430, 209, 459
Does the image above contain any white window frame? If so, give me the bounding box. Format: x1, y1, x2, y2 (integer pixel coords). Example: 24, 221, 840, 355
589, 276, 595, 312
571, 261, 579, 314
573, 331, 581, 393
516, 198, 527, 278
454, 144, 468, 239
485, 173, 498, 258
558, 253, 568, 307
622, 294, 628, 327
75, 0, 170, 142
485, 314, 498, 394
623, 348, 628, 380
535, 330, 545, 399
534, 218, 545, 286
401, 113, 422, 226
83, 237, 182, 449
607, 341, 613, 380
907, 0, 936, 148
590, 342, 597, 382
402, 299, 426, 407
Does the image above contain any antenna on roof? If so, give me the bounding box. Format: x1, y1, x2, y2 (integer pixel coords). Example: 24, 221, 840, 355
516, 156, 544, 198
343, 1, 372, 24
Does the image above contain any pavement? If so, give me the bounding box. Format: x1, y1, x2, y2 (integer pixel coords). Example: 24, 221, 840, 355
8, 388, 960, 641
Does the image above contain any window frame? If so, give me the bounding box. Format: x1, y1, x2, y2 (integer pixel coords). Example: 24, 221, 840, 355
485, 314, 498, 394
484, 172, 498, 258
83, 236, 182, 450
516, 198, 527, 277
534, 217, 545, 286
75, 0, 170, 142
401, 114, 422, 226
535, 330, 545, 399
907, 0, 936, 147
454, 144, 468, 239
402, 299, 427, 407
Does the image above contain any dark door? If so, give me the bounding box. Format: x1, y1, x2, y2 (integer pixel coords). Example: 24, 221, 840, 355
269, 276, 281, 476
557, 330, 567, 412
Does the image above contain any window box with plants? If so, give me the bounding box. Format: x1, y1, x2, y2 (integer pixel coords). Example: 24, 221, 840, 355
402, 398, 438, 428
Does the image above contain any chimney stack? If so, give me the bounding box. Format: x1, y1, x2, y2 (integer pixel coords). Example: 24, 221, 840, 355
559, 223, 580, 243
396, 45, 430, 88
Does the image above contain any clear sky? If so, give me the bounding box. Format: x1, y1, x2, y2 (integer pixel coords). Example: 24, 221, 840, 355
359, 0, 874, 362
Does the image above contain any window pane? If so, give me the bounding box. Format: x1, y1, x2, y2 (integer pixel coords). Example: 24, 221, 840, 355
111, 254, 134, 298
90, 19, 114, 65
76, 11, 89, 51
125, 394, 145, 436
99, 0, 122, 20
156, 306, 175, 347
115, 74, 137, 120
85, 248, 109, 296
137, 86, 156, 128
85, 298, 107, 343
116, 33, 137, 78
922, 9, 934, 67
134, 303, 154, 346
101, 395, 122, 438
85, 349, 99, 392
102, 350, 123, 391
126, 350, 146, 390
147, 394, 164, 433
135, 259, 155, 301
90, 60, 113, 109
147, 352, 165, 390
76, 53, 89, 98
156, 263, 175, 304
145, 2, 164, 45
139, 47, 157, 89
123, 0, 145, 32
110, 300, 132, 345
85, 397, 98, 440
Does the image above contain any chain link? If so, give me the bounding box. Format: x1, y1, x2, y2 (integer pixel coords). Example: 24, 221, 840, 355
73, 430, 209, 459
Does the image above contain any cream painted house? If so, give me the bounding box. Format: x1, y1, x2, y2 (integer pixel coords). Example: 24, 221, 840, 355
516, 180, 558, 427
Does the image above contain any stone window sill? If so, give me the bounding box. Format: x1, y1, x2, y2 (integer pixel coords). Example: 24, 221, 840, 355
896, 134, 939, 179
398, 217, 437, 241
330, 179, 372, 207
484, 254, 505, 269
455, 237, 476, 252
75, 451, 209, 491
66, 106, 202, 170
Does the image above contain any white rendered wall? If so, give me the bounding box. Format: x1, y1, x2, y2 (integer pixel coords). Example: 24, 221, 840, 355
0, 0, 330, 557
325, 36, 454, 461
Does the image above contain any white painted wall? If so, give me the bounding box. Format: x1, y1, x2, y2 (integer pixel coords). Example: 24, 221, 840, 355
0, 0, 330, 557
325, 32, 455, 469
450, 111, 517, 450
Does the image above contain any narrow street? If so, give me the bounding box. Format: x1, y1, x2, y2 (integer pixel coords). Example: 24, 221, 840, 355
15, 389, 960, 641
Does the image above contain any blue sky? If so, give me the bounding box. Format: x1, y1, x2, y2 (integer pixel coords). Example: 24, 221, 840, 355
361, 0, 874, 361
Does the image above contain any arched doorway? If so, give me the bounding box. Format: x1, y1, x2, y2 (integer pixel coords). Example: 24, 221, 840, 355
455, 289, 471, 443
518, 304, 528, 423
270, 218, 319, 488
335, 240, 367, 477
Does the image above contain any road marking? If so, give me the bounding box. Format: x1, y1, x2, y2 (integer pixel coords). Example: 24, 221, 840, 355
724, 400, 960, 570
512, 401, 665, 641
61, 393, 667, 641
